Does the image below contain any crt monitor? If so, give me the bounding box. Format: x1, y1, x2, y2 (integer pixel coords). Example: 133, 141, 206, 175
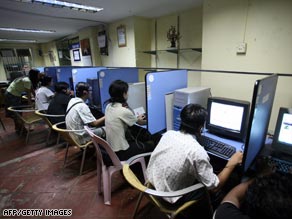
242, 74, 278, 173
271, 107, 292, 158
206, 97, 250, 141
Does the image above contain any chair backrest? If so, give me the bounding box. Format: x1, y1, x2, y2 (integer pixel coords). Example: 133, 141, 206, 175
35, 109, 65, 128
84, 126, 122, 167
8, 105, 42, 124
122, 152, 212, 218
52, 122, 91, 148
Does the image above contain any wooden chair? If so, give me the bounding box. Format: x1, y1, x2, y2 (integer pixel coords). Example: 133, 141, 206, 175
35, 109, 65, 146
84, 125, 147, 205
123, 153, 213, 219
8, 105, 43, 144
52, 122, 93, 175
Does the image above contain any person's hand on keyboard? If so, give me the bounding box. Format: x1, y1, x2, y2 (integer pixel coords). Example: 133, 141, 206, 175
225, 151, 243, 168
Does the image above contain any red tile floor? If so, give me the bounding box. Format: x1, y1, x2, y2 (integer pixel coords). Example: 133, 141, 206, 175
0, 109, 168, 219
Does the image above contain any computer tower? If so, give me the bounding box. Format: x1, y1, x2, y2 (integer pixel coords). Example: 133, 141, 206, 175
173, 87, 210, 131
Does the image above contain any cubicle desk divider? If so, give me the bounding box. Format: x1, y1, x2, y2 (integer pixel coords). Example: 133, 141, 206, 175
99, 68, 139, 112
44, 67, 58, 91
146, 70, 188, 135
56, 67, 77, 90
71, 67, 106, 92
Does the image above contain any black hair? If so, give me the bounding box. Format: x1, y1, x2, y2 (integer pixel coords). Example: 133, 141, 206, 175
28, 69, 40, 90
75, 82, 90, 97
244, 173, 292, 219
179, 103, 207, 137
40, 76, 52, 87
55, 82, 69, 93
104, 80, 129, 106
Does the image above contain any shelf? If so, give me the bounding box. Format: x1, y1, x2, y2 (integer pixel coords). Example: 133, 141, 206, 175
142, 50, 157, 55
141, 48, 201, 55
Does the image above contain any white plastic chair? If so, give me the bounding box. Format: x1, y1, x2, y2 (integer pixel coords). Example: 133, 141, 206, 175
84, 125, 147, 205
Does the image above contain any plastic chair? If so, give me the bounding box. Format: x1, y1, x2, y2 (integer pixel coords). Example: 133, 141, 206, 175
35, 109, 65, 146
52, 122, 93, 175
123, 153, 213, 219
84, 125, 147, 205
8, 105, 43, 144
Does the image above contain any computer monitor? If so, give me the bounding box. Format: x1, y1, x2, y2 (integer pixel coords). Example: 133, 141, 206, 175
87, 78, 101, 109
206, 97, 250, 141
271, 107, 292, 157
242, 74, 278, 173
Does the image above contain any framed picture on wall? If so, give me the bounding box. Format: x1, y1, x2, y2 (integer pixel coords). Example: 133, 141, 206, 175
73, 49, 81, 61
117, 25, 126, 47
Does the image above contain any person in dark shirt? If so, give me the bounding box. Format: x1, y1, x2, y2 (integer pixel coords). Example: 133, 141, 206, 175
213, 172, 292, 219
47, 82, 71, 125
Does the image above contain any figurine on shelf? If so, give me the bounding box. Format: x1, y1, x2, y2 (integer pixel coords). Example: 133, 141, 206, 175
166, 25, 181, 48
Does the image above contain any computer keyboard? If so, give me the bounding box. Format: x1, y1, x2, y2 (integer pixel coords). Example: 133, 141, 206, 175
265, 156, 292, 174
198, 135, 236, 159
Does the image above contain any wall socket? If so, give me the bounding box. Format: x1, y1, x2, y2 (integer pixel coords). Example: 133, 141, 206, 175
236, 42, 247, 54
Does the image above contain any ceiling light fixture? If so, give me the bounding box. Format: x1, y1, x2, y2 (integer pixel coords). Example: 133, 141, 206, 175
0, 39, 37, 43
16, 0, 104, 13
0, 27, 55, 33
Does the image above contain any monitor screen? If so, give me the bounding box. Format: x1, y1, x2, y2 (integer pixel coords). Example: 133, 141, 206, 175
206, 97, 250, 141
242, 74, 278, 173
272, 107, 292, 157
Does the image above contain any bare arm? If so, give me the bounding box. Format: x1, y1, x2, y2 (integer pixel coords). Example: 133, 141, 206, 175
221, 179, 254, 208
89, 116, 105, 127
211, 151, 243, 193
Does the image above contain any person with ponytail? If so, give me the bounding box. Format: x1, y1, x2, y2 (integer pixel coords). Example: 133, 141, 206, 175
104, 79, 156, 161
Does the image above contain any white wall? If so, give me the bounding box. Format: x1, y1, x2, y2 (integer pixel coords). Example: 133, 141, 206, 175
101, 17, 136, 67
202, 0, 292, 131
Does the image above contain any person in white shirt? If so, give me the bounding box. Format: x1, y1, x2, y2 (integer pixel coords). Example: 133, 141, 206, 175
146, 103, 243, 218
65, 82, 105, 145
104, 80, 156, 161
35, 76, 54, 111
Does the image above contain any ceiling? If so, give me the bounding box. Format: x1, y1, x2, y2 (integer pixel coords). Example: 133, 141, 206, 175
0, 0, 202, 44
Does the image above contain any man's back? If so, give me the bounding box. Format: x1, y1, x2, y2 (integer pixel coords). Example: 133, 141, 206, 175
65, 97, 96, 144
146, 130, 218, 203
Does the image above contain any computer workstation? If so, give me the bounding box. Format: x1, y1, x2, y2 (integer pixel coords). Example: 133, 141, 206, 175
263, 107, 292, 174
200, 74, 279, 177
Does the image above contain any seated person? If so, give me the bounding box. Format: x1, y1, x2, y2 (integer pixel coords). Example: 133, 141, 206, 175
65, 82, 105, 144
146, 104, 243, 217
47, 82, 72, 125
213, 172, 292, 219
35, 76, 54, 110
104, 79, 156, 161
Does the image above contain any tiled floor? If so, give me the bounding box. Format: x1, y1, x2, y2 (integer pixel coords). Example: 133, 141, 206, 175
0, 110, 168, 219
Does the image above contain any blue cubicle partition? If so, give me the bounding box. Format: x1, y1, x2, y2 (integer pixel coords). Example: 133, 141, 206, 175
71, 67, 106, 91
44, 67, 58, 91
56, 67, 76, 90
146, 70, 188, 134
99, 68, 139, 112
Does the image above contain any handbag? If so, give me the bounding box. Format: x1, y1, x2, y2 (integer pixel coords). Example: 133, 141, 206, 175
125, 124, 153, 149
